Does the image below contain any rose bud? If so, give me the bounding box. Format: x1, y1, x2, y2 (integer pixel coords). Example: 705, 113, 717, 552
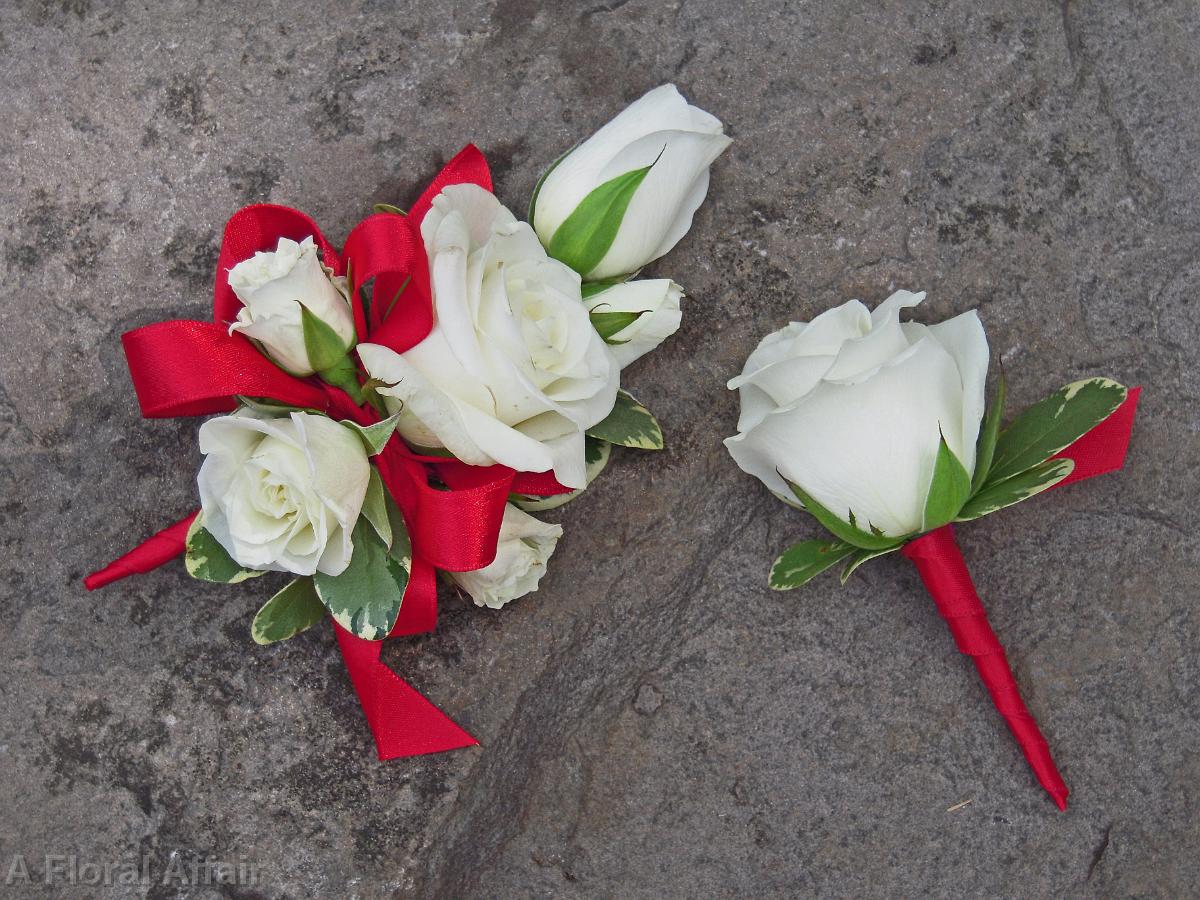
227, 236, 356, 378
450, 504, 562, 609
531, 84, 731, 280
724, 290, 988, 537
584, 278, 684, 368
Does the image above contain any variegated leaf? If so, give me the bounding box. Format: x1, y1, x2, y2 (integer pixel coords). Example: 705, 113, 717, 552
840, 545, 902, 584
956, 458, 1075, 521
184, 514, 264, 584
252, 578, 326, 645
769, 539, 856, 589
986, 378, 1126, 485
586, 390, 663, 449
312, 518, 409, 641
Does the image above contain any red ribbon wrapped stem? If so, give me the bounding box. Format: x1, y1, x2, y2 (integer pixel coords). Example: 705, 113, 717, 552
902, 525, 1069, 810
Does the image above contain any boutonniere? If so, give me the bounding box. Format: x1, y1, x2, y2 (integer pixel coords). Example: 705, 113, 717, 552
87, 84, 729, 758
725, 290, 1139, 809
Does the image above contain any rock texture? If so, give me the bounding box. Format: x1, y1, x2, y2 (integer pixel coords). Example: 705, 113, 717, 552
1, 1, 1197, 897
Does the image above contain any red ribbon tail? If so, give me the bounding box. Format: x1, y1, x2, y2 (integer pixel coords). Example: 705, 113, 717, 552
84, 512, 198, 591
334, 622, 477, 759
1053, 386, 1141, 487
902, 525, 1069, 811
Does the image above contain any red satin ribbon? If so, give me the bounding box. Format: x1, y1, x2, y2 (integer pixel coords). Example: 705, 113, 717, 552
85, 145, 570, 760
901, 388, 1140, 810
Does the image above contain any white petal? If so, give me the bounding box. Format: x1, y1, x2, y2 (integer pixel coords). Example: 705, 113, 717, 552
533, 84, 716, 238
588, 130, 732, 279
927, 309, 990, 472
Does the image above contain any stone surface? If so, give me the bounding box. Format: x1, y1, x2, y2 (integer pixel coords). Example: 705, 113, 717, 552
1, 1, 1197, 897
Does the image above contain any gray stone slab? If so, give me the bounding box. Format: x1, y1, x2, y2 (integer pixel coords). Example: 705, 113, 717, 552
1, 1, 1197, 897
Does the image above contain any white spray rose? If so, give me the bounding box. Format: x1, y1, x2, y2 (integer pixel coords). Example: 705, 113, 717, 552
532, 84, 731, 280
227, 236, 356, 376
450, 504, 562, 609
724, 291, 989, 537
357, 184, 619, 490
197, 409, 370, 576
585, 279, 684, 368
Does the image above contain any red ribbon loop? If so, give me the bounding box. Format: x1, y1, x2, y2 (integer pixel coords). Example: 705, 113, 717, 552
122, 322, 331, 418
343, 213, 431, 348
212, 204, 343, 325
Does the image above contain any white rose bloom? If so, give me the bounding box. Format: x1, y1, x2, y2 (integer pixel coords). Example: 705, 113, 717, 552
585, 279, 684, 368
357, 184, 619, 490
197, 409, 370, 576
227, 236, 356, 376
450, 504, 562, 609
532, 83, 731, 279
724, 290, 989, 537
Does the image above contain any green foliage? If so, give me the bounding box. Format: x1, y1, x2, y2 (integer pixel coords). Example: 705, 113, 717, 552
252, 578, 326, 645
769, 539, 856, 589
312, 518, 410, 641
586, 390, 663, 449
986, 378, 1126, 484
921, 433, 972, 531
546, 165, 654, 276
184, 514, 264, 584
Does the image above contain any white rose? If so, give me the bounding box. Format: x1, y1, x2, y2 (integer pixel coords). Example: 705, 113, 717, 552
197, 409, 370, 576
357, 184, 619, 490
227, 236, 356, 376
585, 279, 684, 368
723, 290, 989, 537
450, 504, 562, 609
532, 83, 731, 280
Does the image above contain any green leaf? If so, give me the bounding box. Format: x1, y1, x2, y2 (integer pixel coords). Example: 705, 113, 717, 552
580, 277, 630, 300
236, 396, 318, 416
360, 467, 392, 546
922, 433, 973, 531
301, 305, 352, 373
784, 479, 901, 550
252, 578, 326, 645
341, 413, 401, 456
586, 390, 663, 449
971, 372, 1006, 493
382, 275, 412, 322
373, 202, 406, 216
313, 518, 409, 641
956, 458, 1075, 521
769, 540, 856, 589
840, 545, 901, 584
184, 514, 265, 584
316, 353, 364, 404
589, 309, 646, 343
528, 141, 577, 222
512, 437, 611, 512
546, 164, 654, 276
383, 492, 413, 567
986, 378, 1127, 485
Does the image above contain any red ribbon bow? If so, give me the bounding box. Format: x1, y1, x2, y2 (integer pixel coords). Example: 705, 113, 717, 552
85, 146, 571, 759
